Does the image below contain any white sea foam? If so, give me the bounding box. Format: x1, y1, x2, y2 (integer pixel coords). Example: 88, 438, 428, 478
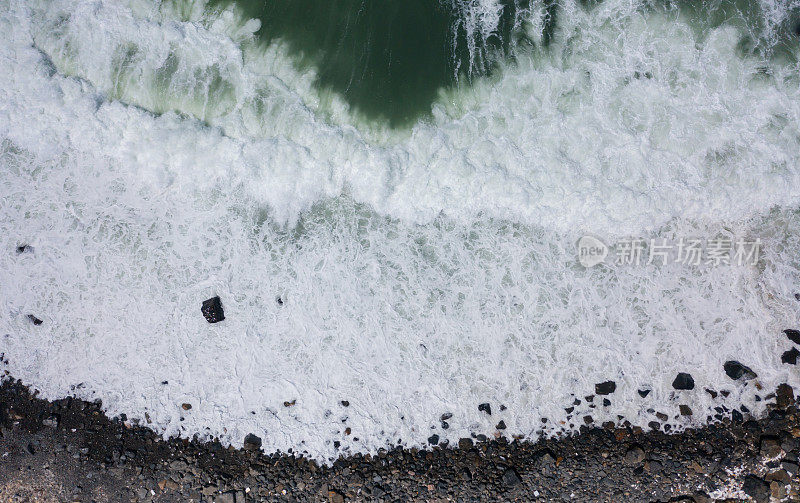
1, 0, 800, 462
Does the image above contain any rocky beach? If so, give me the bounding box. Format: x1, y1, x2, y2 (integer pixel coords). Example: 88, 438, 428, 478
1, 378, 799, 502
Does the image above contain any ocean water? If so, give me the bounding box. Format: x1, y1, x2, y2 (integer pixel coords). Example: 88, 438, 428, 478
1, 0, 800, 462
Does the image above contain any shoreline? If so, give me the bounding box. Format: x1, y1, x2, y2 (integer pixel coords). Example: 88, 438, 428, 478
1, 378, 798, 502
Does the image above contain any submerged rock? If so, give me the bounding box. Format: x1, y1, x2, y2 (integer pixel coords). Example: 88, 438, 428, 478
478, 403, 491, 415
427, 434, 439, 445
672, 373, 695, 390
595, 381, 616, 395
785, 329, 800, 345
638, 389, 651, 398
723, 361, 757, 380
201, 296, 225, 324
27, 314, 43, 326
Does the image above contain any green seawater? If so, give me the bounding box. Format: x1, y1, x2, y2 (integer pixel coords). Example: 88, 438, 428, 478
210, 0, 532, 126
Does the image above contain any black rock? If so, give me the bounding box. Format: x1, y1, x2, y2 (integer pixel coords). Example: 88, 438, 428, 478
478, 403, 491, 415
705, 388, 718, 399
502, 468, 521, 486
785, 329, 800, 345
742, 474, 769, 503
625, 445, 645, 465
496, 420, 506, 430
440, 412, 453, 421
458, 438, 474, 450
782, 348, 799, 365
602, 399, 611, 407
340, 400, 350, 407
776, 383, 795, 409
27, 315, 43, 326
637, 389, 651, 398
16, 244, 31, 254
679, 405, 692, 416
243, 433, 262, 451
723, 361, 757, 380
672, 373, 695, 390
427, 434, 439, 445
201, 296, 225, 323
595, 381, 616, 395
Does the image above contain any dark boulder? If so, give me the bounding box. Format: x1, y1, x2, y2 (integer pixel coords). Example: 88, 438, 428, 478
785, 329, 800, 345
742, 474, 769, 503
595, 381, 616, 395
723, 361, 757, 380
427, 434, 439, 445
478, 403, 491, 415
782, 348, 799, 365
776, 384, 795, 409
672, 373, 695, 390
201, 296, 225, 323
624, 445, 645, 465
502, 468, 521, 486
637, 389, 651, 398
243, 433, 262, 451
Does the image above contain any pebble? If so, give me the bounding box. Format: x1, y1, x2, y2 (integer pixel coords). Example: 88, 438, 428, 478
478, 403, 492, 415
